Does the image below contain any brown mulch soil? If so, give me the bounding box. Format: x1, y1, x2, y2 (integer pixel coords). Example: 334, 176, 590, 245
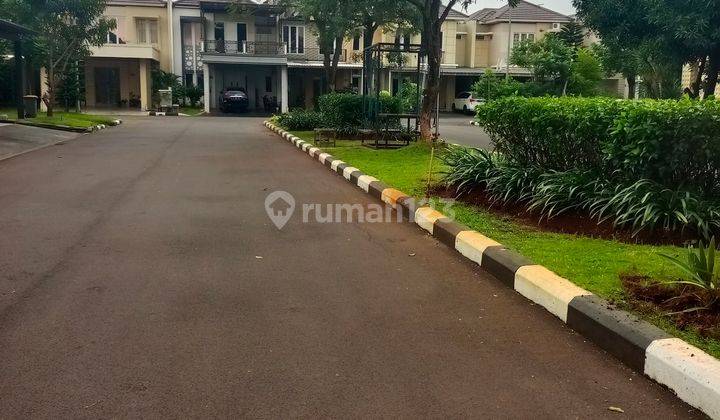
621, 274, 720, 340
432, 185, 697, 246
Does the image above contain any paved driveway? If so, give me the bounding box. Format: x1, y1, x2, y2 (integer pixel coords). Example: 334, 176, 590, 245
438, 112, 493, 149
0, 117, 699, 417
0, 123, 80, 161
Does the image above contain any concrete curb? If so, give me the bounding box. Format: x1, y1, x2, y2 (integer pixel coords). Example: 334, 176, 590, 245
264, 121, 720, 419
0, 119, 121, 133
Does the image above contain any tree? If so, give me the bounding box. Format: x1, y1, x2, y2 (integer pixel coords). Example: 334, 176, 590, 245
471, 69, 523, 101
568, 48, 603, 96
29, 0, 114, 116
574, 0, 720, 98
559, 19, 585, 49
353, 0, 417, 53
511, 34, 574, 95
283, 0, 353, 92
592, 40, 639, 97
401, 0, 503, 141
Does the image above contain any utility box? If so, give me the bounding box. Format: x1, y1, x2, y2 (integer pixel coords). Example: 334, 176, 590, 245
158, 89, 173, 110
23, 95, 37, 118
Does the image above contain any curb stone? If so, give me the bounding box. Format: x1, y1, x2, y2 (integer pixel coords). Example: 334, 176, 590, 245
263, 121, 720, 419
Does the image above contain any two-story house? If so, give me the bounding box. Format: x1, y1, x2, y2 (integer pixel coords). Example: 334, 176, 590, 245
172, 0, 368, 113
80, 0, 619, 113
85, 0, 174, 110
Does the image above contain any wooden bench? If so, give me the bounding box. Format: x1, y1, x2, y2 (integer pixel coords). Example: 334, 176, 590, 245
314, 128, 336, 147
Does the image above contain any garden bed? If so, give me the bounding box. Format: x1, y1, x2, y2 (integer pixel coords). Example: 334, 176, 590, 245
0, 108, 117, 129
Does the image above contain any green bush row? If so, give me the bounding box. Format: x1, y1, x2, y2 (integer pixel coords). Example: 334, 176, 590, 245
476, 97, 720, 198
275, 92, 404, 134
275, 109, 324, 131
441, 146, 720, 239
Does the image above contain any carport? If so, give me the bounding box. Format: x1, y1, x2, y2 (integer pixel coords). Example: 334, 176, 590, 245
0, 19, 33, 119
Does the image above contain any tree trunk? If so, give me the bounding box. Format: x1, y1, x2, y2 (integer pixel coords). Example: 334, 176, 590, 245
323, 53, 334, 92
705, 51, 720, 98
418, 15, 441, 142
626, 76, 636, 99
46, 64, 55, 117
689, 57, 706, 98
329, 35, 344, 91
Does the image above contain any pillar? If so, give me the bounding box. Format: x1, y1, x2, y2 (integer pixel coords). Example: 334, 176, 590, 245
39, 67, 48, 112
14, 40, 25, 119
139, 59, 151, 111
203, 62, 210, 113
280, 65, 288, 113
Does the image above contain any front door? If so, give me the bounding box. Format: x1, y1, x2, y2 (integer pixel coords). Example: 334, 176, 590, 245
94, 67, 120, 107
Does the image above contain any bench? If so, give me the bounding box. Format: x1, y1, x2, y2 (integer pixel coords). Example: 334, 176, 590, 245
314, 128, 336, 147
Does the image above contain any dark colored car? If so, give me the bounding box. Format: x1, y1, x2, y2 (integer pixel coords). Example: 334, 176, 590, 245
219, 88, 249, 112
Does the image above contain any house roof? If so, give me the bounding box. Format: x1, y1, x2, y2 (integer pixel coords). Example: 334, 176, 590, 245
0, 18, 34, 40
443, 7, 469, 20
469, 0, 571, 23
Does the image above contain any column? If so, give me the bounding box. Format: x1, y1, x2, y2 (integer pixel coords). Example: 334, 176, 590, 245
203, 62, 210, 113
14, 40, 25, 119
280, 65, 288, 113
139, 59, 150, 111
39, 67, 48, 112
191, 23, 198, 85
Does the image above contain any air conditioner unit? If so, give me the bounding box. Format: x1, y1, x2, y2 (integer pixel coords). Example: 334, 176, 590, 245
550, 22, 561, 32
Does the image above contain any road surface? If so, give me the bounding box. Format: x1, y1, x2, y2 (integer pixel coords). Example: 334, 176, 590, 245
0, 117, 700, 418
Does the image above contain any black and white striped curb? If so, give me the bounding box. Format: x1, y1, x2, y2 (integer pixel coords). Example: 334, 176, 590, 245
264, 121, 720, 419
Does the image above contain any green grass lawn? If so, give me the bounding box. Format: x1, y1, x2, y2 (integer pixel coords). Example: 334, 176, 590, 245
179, 106, 204, 116
289, 129, 720, 359
0, 107, 116, 129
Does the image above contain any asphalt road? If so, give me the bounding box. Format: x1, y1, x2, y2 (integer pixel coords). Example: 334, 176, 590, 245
0, 117, 700, 418
438, 112, 493, 149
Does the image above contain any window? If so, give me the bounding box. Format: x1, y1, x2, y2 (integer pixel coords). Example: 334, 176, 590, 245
458, 92, 471, 99
136, 18, 158, 44
105, 18, 123, 44
265, 76, 272, 93
353, 35, 360, 51
283, 25, 305, 54
512, 32, 535, 46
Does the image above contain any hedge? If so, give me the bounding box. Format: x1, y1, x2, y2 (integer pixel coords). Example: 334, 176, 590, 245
476, 97, 720, 198
275, 109, 324, 131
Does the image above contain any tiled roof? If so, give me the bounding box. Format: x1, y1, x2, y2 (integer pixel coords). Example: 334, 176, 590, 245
443, 7, 469, 20
469, 0, 571, 23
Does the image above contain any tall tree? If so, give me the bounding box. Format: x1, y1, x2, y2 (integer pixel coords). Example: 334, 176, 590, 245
511, 34, 574, 95
283, 0, 352, 92
28, 0, 114, 116
574, 0, 720, 98
402, 0, 509, 141
558, 19, 584, 49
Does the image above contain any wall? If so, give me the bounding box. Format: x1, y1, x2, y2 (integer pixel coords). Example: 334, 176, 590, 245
172, 6, 201, 75
84, 58, 141, 108
103, 4, 172, 71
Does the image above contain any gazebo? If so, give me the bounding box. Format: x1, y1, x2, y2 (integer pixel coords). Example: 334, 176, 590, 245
0, 19, 34, 119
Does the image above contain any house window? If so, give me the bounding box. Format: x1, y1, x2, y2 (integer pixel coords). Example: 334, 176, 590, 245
136, 18, 158, 44
265, 76, 272, 93
105, 17, 124, 44
353, 35, 360, 50
513, 32, 535, 46
283, 25, 305, 54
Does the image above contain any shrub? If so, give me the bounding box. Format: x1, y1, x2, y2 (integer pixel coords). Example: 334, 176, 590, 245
660, 237, 720, 304
441, 144, 720, 239
276, 109, 324, 131
476, 97, 720, 197
318, 92, 364, 134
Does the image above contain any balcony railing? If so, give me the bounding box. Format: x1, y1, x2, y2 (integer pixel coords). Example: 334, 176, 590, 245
203, 40, 286, 56
286, 48, 348, 63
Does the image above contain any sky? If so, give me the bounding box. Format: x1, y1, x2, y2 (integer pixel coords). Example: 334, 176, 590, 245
464, 0, 576, 16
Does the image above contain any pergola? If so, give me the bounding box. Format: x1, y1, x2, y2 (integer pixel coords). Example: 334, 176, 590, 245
0, 19, 34, 119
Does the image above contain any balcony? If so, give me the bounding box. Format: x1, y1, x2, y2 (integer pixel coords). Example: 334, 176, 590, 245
286, 48, 349, 64
90, 43, 161, 62
203, 40, 286, 56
